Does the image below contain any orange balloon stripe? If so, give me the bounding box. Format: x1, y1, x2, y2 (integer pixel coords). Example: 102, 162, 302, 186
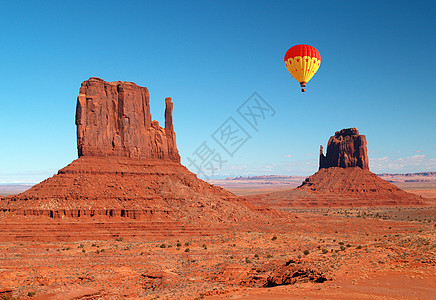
284, 44, 321, 62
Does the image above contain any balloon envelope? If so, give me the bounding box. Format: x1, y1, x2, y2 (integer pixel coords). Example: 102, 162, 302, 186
284, 44, 321, 92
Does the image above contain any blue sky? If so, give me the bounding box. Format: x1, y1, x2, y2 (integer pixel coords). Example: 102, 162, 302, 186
0, 0, 435, 183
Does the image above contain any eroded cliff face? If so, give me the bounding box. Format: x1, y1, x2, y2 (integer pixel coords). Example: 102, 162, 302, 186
319, 128, 368, 170
1, 78, 273, 222
76, 77, 180, 162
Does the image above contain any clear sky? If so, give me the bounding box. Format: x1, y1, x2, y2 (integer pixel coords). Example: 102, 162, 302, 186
0, 0, 435, 183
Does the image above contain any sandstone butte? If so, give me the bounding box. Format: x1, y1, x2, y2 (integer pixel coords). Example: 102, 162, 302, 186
246, 128, 425, 208
0, 77, 278, 225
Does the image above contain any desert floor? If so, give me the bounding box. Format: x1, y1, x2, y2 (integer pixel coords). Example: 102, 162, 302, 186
0, 206, 434, 299
0, 179, 435, 299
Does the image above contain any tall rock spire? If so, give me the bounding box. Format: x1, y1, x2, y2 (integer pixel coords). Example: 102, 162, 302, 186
319, 128, 369, 170
75, 77, 180, 162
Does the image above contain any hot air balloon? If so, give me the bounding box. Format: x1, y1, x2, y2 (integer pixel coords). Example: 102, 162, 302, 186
284, 44, 321, 92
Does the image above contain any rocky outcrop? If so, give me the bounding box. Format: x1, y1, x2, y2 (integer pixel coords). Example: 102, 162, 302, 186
1, 77, 278, 224
319, 128, 368, 170
246, 128, 425, 207
76, 77, 180, 162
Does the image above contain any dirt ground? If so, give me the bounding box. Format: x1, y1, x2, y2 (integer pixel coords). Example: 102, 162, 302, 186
0, 205, 434, 299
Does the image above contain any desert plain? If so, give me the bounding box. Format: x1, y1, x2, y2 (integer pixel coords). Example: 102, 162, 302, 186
0, 174, 434, 300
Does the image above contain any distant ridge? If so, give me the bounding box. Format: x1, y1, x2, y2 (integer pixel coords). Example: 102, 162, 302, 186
225, 172, 436, 183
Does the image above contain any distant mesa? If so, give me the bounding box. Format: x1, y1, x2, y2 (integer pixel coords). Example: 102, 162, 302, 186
0, 78, 267, 223
247, 128, 425, 208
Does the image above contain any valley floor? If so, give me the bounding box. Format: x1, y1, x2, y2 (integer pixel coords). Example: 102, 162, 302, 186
0, 206, 434, 299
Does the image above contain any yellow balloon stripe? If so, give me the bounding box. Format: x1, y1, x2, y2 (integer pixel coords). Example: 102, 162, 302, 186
285, 56, 320, 84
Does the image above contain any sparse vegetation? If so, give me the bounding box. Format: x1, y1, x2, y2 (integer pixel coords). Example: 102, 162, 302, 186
303, 250, 310, 255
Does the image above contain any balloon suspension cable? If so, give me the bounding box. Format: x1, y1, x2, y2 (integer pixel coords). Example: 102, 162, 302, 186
300, 82, 307, 93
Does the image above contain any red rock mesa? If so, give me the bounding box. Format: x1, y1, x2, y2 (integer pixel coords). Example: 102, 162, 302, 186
247, 128, 424, 207
0, 78, 267, 222
319, 128, 368, 170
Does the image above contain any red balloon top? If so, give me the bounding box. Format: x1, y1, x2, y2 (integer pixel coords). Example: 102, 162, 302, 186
284, 44, 321, 62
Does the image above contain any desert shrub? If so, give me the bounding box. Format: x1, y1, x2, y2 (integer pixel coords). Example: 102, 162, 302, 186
78, 244, 84, 248
340, 245, 346, 251
115, 237, 123, 242
272, 236, 277, 241
245, 258, 252, 263
82, 249, 86, 253
176, 242, 182, 247
254, 254, 259, 258
303, 250, 310, 255
267, 254, 273, 258
356, 245, 362, 249
322, 249, 328, 254
1, 295, 19, 300
346, 244, 351, 247
160, 244, 167, 248
185, 242, 190, 246
202, 244, 207, 249
338, 241, 344, 245
27, 292, 36, 297
184, 248, 190, 252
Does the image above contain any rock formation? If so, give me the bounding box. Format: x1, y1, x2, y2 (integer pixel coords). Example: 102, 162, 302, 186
0, 78, 273, 224
76, 77, 180, 162
246, 128, 425, 207
319, 128, 368, 170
